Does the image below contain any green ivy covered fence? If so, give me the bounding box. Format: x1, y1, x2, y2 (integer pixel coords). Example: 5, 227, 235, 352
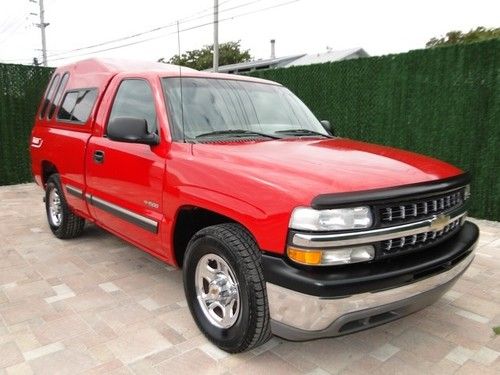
249, 40, 499, 221
0, 40, 498, 220
0, 64, 53, 185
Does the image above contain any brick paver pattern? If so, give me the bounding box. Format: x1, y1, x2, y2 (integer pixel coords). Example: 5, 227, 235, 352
0, 183, 499, 374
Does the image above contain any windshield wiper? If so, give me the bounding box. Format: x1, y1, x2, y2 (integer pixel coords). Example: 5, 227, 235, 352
195, 129, 280, 139
275, 129, 332, 138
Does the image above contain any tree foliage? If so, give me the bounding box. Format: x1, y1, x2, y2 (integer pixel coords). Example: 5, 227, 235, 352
159, 41, 251, 70
426, 26, 500, 48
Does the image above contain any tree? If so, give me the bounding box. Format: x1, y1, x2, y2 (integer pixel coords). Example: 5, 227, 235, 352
158, 40, 251, 70
426, 26, 500, 48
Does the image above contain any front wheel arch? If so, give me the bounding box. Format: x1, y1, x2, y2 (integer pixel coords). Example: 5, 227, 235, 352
172, 205, 258, 267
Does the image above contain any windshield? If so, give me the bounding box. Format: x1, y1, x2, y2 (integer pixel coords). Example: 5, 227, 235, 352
161, 77, 328, 140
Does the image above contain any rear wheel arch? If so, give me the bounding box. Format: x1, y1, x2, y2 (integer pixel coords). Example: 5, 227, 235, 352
41, 161, 58, 187
45, 173, 85, 239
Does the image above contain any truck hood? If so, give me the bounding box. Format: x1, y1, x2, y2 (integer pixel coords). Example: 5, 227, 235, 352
190, 137, 463, 206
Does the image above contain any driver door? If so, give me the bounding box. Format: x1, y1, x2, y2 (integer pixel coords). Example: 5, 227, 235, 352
86, 78, 165, 254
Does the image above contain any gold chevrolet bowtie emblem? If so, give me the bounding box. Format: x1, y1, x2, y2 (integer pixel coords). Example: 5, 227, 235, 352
430, 214, 450, 231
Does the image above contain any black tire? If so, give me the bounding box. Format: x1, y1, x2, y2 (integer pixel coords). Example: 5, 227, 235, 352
45, 174, 85, 239
183, 223, 272, 353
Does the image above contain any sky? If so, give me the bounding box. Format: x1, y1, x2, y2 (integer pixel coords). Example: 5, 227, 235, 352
0, 0, 498, 67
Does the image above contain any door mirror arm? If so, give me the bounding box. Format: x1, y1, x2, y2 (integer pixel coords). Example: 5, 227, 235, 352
320, 120, 335, 136
141, 133, 160, 145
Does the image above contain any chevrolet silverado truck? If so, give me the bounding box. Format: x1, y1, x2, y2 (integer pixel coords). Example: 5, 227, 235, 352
30, 58, 479, 352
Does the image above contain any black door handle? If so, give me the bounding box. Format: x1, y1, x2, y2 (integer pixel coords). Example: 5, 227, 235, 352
93, 150, 105, 163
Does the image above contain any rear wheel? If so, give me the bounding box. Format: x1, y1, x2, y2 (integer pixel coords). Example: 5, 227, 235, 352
183, 223, 271, 352
45, 174, 85, 239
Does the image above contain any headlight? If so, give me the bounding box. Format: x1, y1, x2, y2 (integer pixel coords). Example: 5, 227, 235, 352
289, 206, 373, 231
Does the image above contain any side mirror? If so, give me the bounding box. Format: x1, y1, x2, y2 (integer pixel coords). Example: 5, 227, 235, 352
107, 117, 159, 145
320, 120, 335, 136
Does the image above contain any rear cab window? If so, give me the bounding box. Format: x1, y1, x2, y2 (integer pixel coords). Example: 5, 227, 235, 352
48, 72, 69, 119
39, 72, 74, 122
57, 89, 98, 125
40, 74, 60, 119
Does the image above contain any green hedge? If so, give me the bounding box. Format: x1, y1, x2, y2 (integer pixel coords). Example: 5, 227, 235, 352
0, 64, 53, 185
249, 40, 500, 221
0, 40, 498, 220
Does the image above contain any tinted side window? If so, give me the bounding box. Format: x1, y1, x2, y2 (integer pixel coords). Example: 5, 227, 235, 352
58, 92, 78, 121
48, 72, 69, 119
57, 89, 97, 124
72, 90, 98, 122
40, 74, 60, 118
108, 79, 157, 133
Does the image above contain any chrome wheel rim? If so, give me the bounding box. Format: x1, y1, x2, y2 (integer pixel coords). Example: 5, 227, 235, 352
195, 253, 240, 329
48, 187, 63, 226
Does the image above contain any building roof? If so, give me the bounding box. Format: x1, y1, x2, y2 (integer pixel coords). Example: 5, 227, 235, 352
284, 48, 369, 67
210, 48, 369, 73
208, 54, 305, 73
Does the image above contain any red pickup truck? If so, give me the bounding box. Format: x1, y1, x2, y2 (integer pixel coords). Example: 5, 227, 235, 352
30, 58, 478, 352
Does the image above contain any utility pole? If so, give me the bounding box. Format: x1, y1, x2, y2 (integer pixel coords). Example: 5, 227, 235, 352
34, 0, 49, 66
213, 0, 219, 72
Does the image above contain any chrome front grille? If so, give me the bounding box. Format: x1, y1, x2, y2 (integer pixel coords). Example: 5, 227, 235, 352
381, 217, 462, 255
291, 180, 470, 263
375, 186, 468, 258
379, 189, 464, 224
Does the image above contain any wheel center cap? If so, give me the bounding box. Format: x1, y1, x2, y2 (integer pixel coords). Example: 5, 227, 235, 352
209, 285, 220, 299
208, 273, 236, 304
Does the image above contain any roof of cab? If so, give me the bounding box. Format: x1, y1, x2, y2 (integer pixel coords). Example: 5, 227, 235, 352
55, 58, 278, 87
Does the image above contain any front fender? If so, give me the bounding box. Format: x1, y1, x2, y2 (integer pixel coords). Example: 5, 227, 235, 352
174, 185, 289, 254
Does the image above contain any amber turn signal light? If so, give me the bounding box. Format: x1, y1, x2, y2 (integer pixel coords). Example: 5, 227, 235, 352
287, 245, 375, 266
287, 246, 322, 265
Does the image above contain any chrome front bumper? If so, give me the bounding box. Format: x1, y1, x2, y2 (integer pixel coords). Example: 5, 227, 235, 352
267, 247, 475, 341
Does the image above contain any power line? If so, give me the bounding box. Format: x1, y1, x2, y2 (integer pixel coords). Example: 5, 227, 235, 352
0, 3, 38, 60
1, 0, 301, 65
44, 0, 239, 58
47, 20, 217, 62
1, 1, 220, 64
0, 19, 26, 46
0, 15, 17, 34
0, 7, 33, 47
1, 0, 237, 63
48, 0, 301, 63
45, 0, 263, 59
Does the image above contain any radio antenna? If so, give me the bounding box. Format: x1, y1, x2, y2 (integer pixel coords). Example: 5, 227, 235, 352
176, 20, 186, 143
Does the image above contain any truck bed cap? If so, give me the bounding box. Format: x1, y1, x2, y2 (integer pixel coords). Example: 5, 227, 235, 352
57, 57, 197, 75
54, 57, 277, 87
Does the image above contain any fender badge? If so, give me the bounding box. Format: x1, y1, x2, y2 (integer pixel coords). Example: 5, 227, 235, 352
144, 200, 159, 209
430, 213, 450, 232
31, 137, 43, 148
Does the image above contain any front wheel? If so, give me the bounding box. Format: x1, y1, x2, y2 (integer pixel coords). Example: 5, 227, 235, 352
183, 223, 271, 353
